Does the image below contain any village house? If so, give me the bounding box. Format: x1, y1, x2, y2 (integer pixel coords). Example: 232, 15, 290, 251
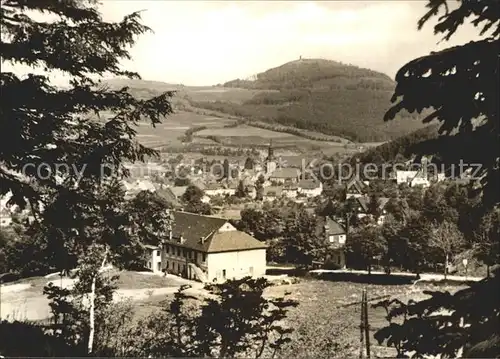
410, 173, 430, 188
263, 186, 283, 201
204, 182, 237, 197
156, 187, 183, 209
146, 211, 267, 283
297, 179, 323, 197
317, 216, 347, 268
345, 177, 367, 199
269, 168, 301, 184
160, 185, 210, 205
355, 196, 390, 225
395, 170, 419, 185
282, 184, 298, 199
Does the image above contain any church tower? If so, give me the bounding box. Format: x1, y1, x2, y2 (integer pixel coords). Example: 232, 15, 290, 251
265, 141, 277, 175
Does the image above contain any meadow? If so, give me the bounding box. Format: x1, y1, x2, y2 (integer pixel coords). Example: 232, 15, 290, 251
120, 275, 465, 358
195, 124, 350, 153
133, 111, 234, 148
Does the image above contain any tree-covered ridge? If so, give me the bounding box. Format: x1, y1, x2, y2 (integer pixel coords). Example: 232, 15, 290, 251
224, 59, 395, 91
192, 59, 431, 142
352, 124, 441, 164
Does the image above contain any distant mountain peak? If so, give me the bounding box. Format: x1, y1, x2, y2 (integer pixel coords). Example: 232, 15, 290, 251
223, 58, 394, 91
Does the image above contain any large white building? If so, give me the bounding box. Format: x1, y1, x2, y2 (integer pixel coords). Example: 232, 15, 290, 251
145, 211, 267, 283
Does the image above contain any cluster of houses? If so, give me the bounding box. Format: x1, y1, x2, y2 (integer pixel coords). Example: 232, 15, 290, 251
144, 209, 349, 282
1, 146, 480, 285
123, 142, 324, 205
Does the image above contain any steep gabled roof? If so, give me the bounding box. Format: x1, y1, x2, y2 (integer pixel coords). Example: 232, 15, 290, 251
270, 168, 300, 179
172, 211, 227, 250
156, 188, 182, 209
316, 216, 346, 235
356, 196, 390, 213
346, 177, 366, 193
168, 211, 266, 253
207, 231, 267, 252
169, 186, 188, 198
263, 186, 283, 197
298, 179, 321, 190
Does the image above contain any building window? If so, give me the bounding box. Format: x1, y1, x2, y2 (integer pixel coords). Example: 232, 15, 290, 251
177, 247, 181, 256
183, 249, 187, 257
156, 250, 160, 256
328, 235, 334, 243
202, 253, 206, 262
166, 246, 170, 254
188, 251, 192, 260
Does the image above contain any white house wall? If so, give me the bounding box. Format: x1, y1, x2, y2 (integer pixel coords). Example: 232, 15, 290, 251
206, 249, 266, 282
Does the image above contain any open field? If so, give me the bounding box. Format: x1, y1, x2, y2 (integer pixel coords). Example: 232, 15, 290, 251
124, 275, 466, 358
195, 124, 349, 153
1, 269, 469, 357
0, 270, 187, 322
184, 87, 278, 104
133, 111, 234, 148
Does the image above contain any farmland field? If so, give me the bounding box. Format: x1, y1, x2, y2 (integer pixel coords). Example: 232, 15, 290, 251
195, 125, 349, 153
133, 111, 234, 148
126, 276, 465, 358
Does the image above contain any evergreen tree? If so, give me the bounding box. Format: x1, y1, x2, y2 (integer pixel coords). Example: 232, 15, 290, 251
376, 1, 500, 356
244, 157, 254, 170
1, 0, 173, 354
235, 180, 247, 198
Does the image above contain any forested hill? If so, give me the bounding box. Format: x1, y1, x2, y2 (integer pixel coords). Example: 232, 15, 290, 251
189, 58, 430, 143
351, 124, 441, 164
223, 58, 396, 90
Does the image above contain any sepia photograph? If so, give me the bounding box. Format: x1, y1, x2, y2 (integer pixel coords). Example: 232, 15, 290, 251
0, 0, 499, 357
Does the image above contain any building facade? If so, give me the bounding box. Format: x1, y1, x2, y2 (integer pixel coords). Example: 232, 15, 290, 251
146, 211, 267, 283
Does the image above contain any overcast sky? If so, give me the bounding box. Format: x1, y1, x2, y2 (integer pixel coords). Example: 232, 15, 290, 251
6, 1, 481, 86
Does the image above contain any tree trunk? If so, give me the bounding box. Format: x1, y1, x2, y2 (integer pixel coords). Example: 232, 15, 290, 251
486, 264, 490, 278
88, 249, 108, 355
444, 253, 449, 280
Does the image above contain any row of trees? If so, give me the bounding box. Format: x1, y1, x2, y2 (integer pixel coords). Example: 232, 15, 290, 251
327, 182, 499, 277
238, 203, 328, 266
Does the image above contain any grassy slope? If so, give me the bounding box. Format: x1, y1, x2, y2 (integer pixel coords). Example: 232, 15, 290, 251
191, 59, 430, 143
102, 78, 356, 154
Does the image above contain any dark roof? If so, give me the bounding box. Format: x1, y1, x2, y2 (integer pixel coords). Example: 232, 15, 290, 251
263, 186, 283, 196
280, 156, 308, 168
270, 168, 300, 179
298, 179, 321, 190
156, 188, 182, 208
208, 231, 267, 252
356, 196, 390, 213
325, 218, 345, 235
190, 179, 206, 190
346, 177, 366, 193
166, 211, 266, 253
205, 182, 223, 190
316, 216, 345, 235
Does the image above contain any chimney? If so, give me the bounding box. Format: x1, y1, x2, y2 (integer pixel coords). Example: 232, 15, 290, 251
200, 236, 206, 244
